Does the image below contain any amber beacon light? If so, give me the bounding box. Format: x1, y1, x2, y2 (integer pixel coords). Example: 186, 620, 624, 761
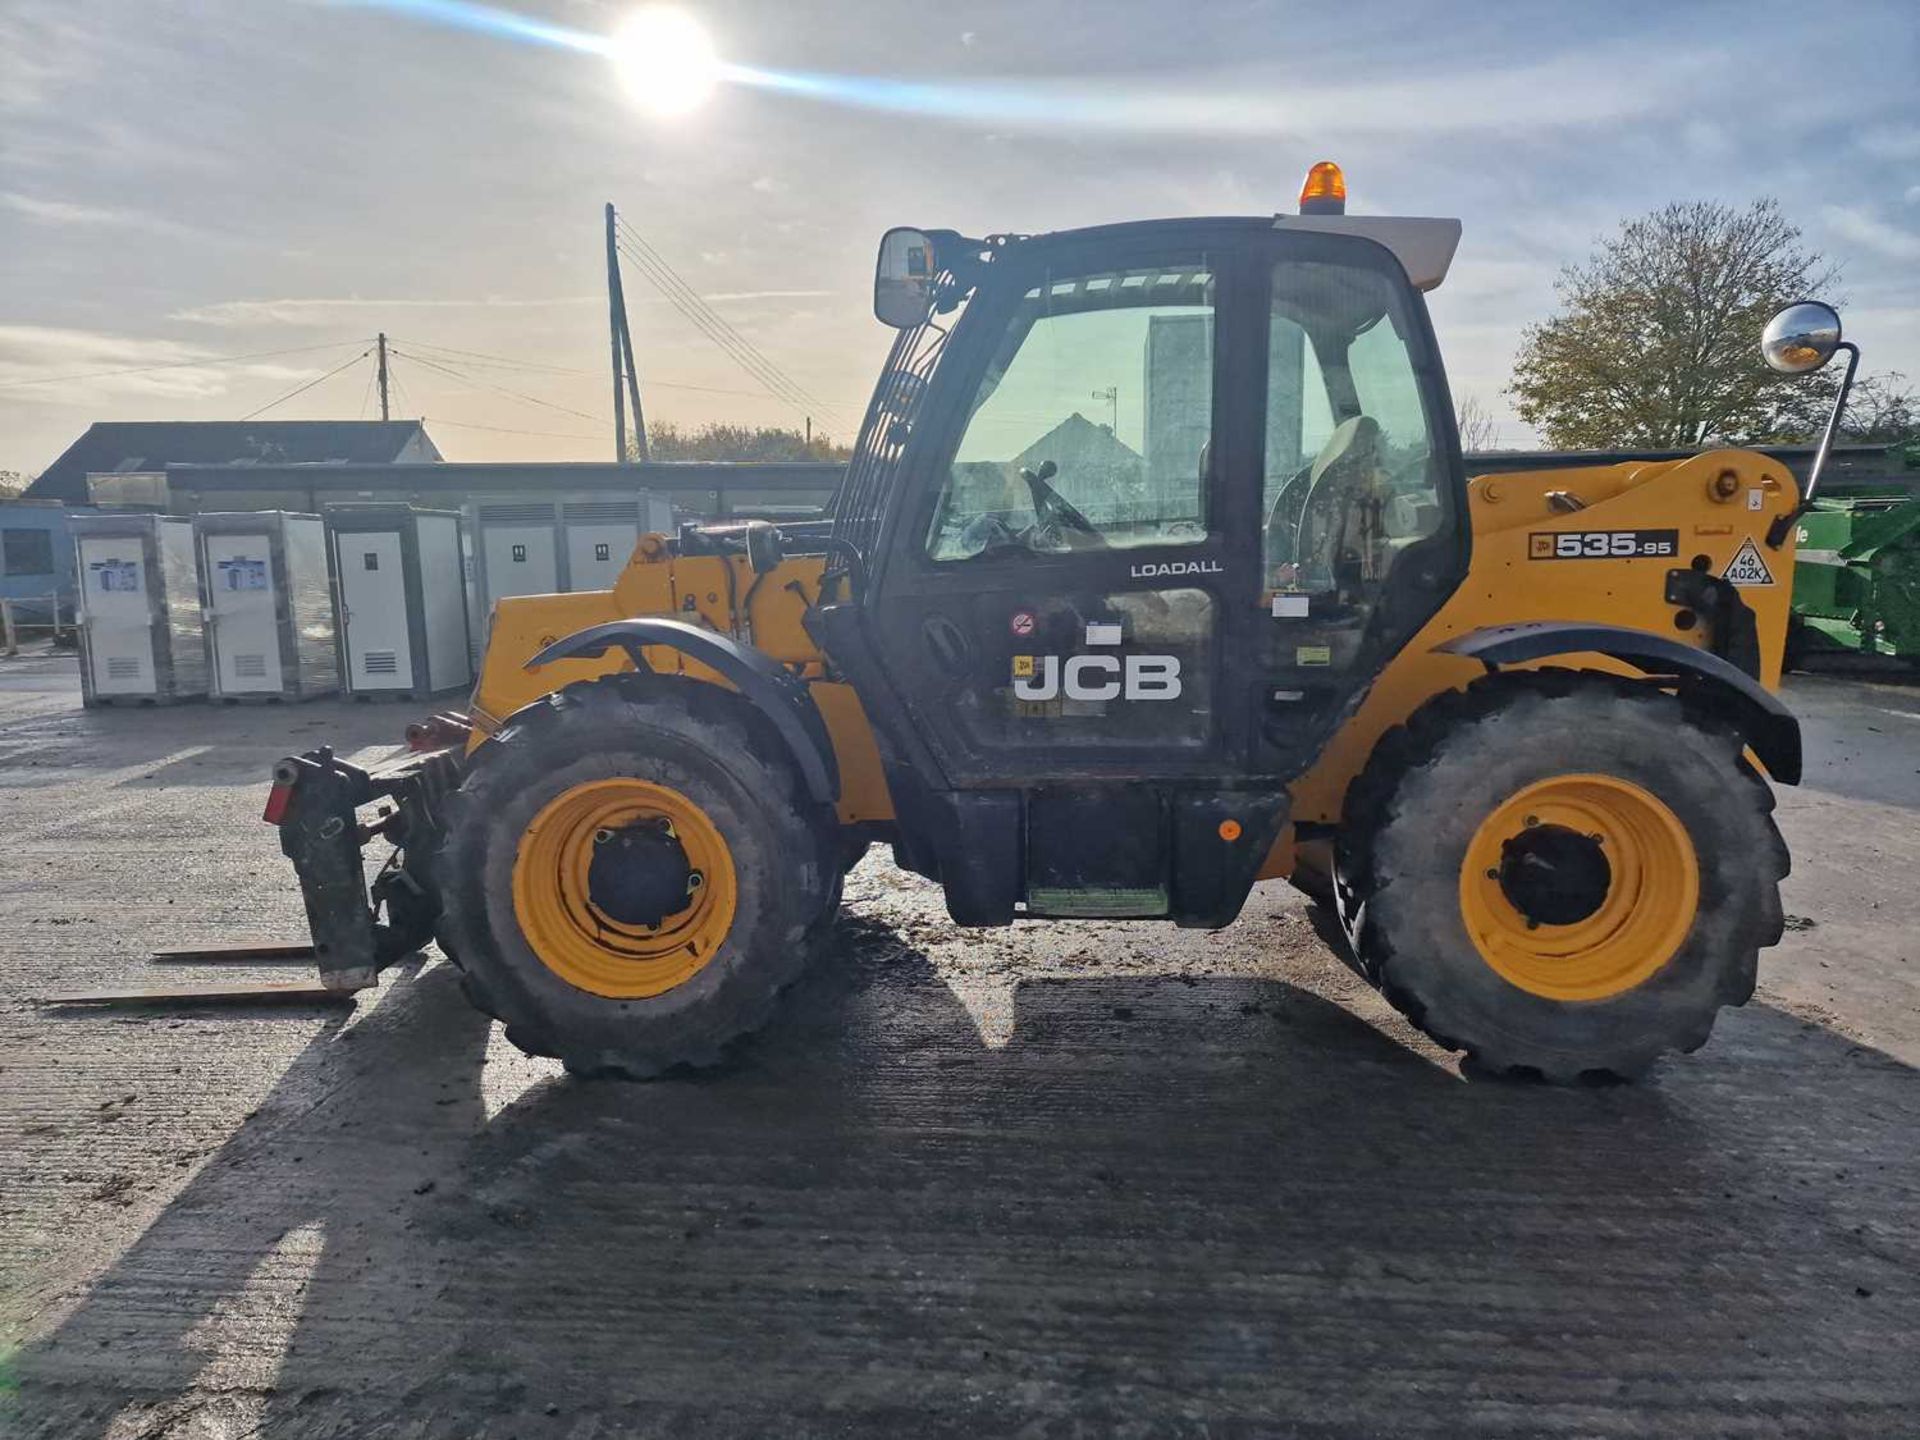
1299, 161, 1347, 215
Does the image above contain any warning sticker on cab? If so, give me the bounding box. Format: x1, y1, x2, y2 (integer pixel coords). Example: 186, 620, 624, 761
1721, 537, 1776, 587
1529, 529, 1679, 560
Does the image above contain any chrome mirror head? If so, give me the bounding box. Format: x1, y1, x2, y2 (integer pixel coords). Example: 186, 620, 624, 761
1762, 301, 1843, 375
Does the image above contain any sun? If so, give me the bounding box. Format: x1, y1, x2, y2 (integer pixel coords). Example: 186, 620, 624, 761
608, 6, 721, 117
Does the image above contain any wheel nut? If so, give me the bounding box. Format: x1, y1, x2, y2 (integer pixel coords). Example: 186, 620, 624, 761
1524, 815, 1539, 828
593, 829, 615, 845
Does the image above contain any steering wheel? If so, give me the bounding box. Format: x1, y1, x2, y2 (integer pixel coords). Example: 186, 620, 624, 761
1020, 460, 1105, 546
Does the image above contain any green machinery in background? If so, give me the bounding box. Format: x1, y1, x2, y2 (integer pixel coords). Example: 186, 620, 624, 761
1790, 470, 1920, 667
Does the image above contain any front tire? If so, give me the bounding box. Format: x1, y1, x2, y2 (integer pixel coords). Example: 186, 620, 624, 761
1336, 670, 1789, 1082
436, 675, 833, 1079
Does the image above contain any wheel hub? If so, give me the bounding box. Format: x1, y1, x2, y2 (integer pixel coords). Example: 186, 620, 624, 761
1458, 773, 1700, 1002
511, 777, 739, 999
1497, 824, 1611, 927
585, 818, 698, 929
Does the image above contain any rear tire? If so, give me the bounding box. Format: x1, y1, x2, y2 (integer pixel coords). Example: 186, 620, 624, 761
1336, 670, 1788, 1082
436, 675, 833, 1079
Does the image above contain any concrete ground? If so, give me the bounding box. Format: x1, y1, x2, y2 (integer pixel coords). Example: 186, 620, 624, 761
0, 650, 1915, 1438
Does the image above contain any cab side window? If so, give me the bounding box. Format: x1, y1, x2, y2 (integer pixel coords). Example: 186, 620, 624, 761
927, 260, 1216, 561
1262, 261, 1445, 593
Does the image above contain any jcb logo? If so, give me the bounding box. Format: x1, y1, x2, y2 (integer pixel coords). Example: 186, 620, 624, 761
1013, 654, 1182, 702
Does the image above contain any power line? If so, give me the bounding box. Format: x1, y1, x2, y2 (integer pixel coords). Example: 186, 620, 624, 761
387, 337, 596, 377
0, 338, 371, 392
387, 360, 416, 421
613, 236, 771, 388
394, 332, 858, 403
613, 217, 844, 419
239, 347, 373, 420
614, 230, 819, 415
647, 376, 860, 404
423, 416, 605, 441
388, 346, 605, 424
385, 344, 600, 440
617, 240, 818, 419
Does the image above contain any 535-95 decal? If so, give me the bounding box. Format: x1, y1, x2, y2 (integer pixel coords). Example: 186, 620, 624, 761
1529, 529, 1679, 560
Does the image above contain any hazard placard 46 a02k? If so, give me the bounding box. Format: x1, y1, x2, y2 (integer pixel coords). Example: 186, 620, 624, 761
1721, 538, 1775, 587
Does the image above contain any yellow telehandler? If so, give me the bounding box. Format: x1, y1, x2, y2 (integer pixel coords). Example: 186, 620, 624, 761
265, 164, 1859, 1082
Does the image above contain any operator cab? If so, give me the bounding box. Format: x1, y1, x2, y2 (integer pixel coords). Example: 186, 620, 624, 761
811, 166, 1472, 925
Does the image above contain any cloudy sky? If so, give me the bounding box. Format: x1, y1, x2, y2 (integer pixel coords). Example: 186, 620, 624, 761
2, 0, 1916, 477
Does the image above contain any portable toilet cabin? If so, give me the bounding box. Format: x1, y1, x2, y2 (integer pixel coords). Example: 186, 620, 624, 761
560, 491, 675, 592
193, 511, 337, 702
325, 505, 474, 700
69, 513, 208, 706
467, 498, 561, 619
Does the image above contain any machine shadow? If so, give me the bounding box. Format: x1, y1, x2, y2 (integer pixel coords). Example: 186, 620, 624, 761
7, 917, 1917, 1438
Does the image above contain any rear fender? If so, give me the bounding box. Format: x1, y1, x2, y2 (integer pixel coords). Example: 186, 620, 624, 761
1436, 621, 1801, 784
527, 618, 840, 805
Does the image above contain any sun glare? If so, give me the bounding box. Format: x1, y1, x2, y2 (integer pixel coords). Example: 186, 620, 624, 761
609, 6, 720, 116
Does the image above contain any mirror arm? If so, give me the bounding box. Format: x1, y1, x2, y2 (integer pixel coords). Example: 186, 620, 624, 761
1767, 341, 1859, 548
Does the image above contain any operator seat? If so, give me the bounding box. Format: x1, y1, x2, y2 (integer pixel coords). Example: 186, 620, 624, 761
1265, 413, 1382, 580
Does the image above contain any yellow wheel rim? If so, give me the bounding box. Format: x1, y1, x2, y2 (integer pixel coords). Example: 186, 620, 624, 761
511, 778, 737, 999
1459, 773, 1698, 1002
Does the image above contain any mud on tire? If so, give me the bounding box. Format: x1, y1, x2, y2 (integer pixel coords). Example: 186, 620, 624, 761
435, 674, 834, 1079
1335, 669, 1790, 1082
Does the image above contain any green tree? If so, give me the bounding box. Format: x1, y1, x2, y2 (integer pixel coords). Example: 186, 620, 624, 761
640, 421, 851, 463
0, 471, 29, 499
1510, 199, 1845, 448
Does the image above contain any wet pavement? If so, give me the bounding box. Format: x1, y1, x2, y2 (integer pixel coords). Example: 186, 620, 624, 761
0, 650, 1915, 1437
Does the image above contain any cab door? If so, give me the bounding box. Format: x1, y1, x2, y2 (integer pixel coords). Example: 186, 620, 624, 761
863, 230, 1267, 790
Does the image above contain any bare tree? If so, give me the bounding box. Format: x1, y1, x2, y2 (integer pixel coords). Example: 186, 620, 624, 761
1454, 394, 1501, 453
1510, 199, 1842, 449
1839, 372, 1919, 443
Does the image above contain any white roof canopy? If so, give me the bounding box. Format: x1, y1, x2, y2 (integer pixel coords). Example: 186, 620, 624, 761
1272, 215, 1463, 292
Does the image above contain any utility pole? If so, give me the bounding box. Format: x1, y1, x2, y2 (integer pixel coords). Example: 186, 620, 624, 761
604, 203, 649, 462
1091, 384, 1117, 433
606, 205, 627, 462
376, 332, 390, 421
619, 294, 647, 462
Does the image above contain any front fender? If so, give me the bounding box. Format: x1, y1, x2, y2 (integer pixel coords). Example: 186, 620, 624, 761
527, 618, 840, 805
1435, 621, 1801, 785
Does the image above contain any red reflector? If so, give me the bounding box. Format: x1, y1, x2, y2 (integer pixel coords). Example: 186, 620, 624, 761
263, 782, 294, 825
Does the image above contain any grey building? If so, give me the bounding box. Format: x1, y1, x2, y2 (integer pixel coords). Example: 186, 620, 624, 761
23, 420, 440, 505
149, 460, 845, 522
0, 499, 101, 624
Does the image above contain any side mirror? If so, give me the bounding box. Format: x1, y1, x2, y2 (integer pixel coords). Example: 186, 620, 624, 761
1759, 300, 1861, 547
742, 520, 784, 575
1761, 301, 1843, 375
874, 227, 937, 328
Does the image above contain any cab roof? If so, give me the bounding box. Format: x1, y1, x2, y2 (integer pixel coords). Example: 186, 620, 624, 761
993, 213, 1462, 293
